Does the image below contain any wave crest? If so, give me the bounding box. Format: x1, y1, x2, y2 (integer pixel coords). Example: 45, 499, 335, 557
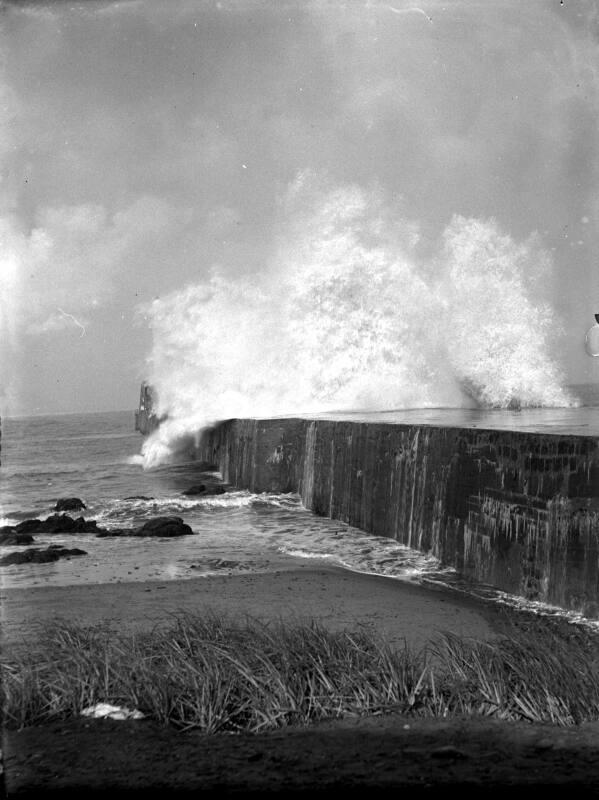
140, 173, 575, 467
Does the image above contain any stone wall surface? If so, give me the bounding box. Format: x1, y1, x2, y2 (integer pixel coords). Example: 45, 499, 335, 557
198, 419, 599, 616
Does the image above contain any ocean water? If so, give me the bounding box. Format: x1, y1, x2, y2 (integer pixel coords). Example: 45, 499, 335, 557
1, 399, 598, 630
0, 409, 450, 590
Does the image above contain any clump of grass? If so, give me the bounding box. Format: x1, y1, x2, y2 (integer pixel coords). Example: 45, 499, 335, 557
2, 611, 599, 732
434, 625, 599, 725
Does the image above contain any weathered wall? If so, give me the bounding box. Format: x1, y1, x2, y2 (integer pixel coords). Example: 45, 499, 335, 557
198, 418, 599, 617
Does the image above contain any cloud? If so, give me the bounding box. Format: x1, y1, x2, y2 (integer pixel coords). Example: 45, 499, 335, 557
0, 188, 202, 412
310, 0, 599, 224
4, 195, 191, 337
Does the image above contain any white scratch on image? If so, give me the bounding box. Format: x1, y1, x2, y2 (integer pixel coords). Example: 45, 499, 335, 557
57, 307, 86, 337
389, 6, 433, 23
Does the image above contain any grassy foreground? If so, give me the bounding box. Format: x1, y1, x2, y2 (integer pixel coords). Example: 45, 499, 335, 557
3, 612, 599, 733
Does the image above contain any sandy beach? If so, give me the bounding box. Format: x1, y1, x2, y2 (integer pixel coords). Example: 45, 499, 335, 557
1, 564, 501, 652
4, 566, 599, 794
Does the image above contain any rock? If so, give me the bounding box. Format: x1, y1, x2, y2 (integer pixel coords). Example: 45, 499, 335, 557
71, 517, 100, 533
182, 484, 226, 496
0, 546, 87, 566
0, 531, 35, 546
134, 516, 194, 537
14, 519, 45, 534
54, 498, 86, 512
0, 549, 59, 566
96, 516, 193, 538
15, 515, 99, 534
123, 496, 155, 501
62, 547, 87, 556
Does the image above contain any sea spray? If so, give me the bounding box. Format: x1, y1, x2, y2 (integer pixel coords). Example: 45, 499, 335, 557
440, 216, 570, 408
140, 172, 576, 468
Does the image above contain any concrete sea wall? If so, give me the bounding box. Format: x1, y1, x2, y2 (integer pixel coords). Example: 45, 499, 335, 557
197, 418, 599, 617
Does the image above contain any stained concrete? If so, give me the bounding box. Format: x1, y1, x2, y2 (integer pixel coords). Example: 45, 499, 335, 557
196, 416, 599, 616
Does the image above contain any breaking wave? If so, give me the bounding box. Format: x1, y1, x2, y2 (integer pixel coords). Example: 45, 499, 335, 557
140, 172, 576, 467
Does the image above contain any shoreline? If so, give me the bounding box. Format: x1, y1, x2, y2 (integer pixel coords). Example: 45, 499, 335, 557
2, 564, 504, 653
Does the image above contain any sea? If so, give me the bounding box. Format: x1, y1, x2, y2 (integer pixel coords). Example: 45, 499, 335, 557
1, 386, 598, 628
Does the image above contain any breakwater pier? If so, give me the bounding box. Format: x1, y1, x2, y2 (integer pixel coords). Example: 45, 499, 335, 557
197, 410, 599, 617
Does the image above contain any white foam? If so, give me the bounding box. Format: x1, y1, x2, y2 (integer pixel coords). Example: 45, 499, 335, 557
279, 547, 334, 560
140, 173, 575, 468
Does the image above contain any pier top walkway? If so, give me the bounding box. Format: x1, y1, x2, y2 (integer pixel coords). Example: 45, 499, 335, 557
265, 406, 599, 438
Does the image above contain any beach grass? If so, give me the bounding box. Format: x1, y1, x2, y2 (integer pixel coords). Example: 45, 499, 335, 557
3, 611, 599, 732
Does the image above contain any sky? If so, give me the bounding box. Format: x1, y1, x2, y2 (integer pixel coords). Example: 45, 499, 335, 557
1, 0, 599, 416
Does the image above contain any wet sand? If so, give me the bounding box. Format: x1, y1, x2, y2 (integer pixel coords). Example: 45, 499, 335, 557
1, 564, 501, 652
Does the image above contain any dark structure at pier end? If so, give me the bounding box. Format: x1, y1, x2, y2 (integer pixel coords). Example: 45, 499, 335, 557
196, 417, 599, 617
134, 382, 162, 435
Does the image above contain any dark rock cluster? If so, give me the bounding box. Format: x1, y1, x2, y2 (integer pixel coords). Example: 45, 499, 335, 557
0, 545, 87, 566
0, 495, 197, 568
0, 515, 100, 536
96, 516, 193, 538
54, 497, 86, 512
0, 514, 194, 544
0, 514, 194, 539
